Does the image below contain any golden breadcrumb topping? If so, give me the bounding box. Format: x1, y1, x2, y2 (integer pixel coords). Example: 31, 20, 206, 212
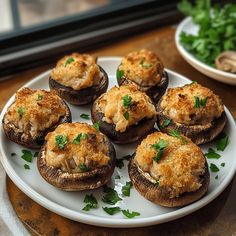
160, 82, 224, 125
4, 88, 67, 138
45, 123, 110, 173
51, 53, 102, 90
135, 132, 205, 198
98, 84, 156, 132
118, 49, 164, 87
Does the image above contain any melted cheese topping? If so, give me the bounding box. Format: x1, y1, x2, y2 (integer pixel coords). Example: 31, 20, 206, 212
45, 123, 110, 173
135, 132, 205, 198
160, 83, 224, 125
4, 88, 67, 138
118, 49, 164, 87
51, 53, 102, 90
98, 84, 156, 132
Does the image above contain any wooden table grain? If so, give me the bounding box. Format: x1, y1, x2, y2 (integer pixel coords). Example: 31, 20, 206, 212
1, 26, 236, 236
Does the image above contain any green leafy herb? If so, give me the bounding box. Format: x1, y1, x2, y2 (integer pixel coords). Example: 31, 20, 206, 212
122, 181, 133, 197
122, 95, 132, 109
93, 122, 100, 131
103, 207, 121, 215
115, 175, 121, 179
194, 96, 208, 108
102, 186, 122, 205
168, 130, 188, 144
80, 113, 90, 120
34, 152, 39, 157
115, 158, 124, 169
200, 97, 208, 107
210, 163, 220, 172
55, 135, 68, 150
21, 150, 33, 163
17, 107, 25, 117
82, 194, 98, 211
79, 163, 89, 172
65, 57, 74, 66
36, 94, 43, 101
151, 139, 168, 163
160, 119, 172, 129
11, 153, 16, 156
123, 111, 129, 120
221, 162, 225, 167
24, 164, 30, 170
140, 59, 153, 68
117, 69, 124, 80
215, 175, 219, 179
155, 180, 160, 186
178, 1, 236, 67
72, 133, 88, 144
216, 133, 229, 151
205, 148, 221, 159
122, 209, 140, 219
190, 80, 197, 85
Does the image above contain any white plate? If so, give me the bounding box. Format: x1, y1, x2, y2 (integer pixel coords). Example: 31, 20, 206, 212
1, 57, 236, 228
175, 17, 236, 85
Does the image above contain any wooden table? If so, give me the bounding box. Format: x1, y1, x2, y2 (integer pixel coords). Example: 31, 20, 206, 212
1, 26, 236, 236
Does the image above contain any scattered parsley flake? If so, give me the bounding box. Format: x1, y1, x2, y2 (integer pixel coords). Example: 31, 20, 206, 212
117, 69, 124, 80
103, 207, 121, 215
216, 133, 229, 151
93, 122, 100, 131
122, 95, 132, 109
123, 111, 129, 120
115, 158, 124, 169
11, 153, 16, 156
55, 135, 68, 149
17, 107, 25, 117
24, 164, 30, 170
65, 57, 74, 66
194, 96, 208, 108
190, 80, 197, 85
151, 139, 168, 163
210, 163, 220, 172
221, 162, 225, 167
122, 209, 140, 219
168, 130, 188, 144
79, 163, 89, 172
215, 175, 219, 179
80, 113, 90, 120
21, 150, 33, 163
36, 94, 43, 101
160, 119, 172, 129
102, 186, 122, 205
114, 175, 121, 179
82, 194, 98, 211
73, 133, 88, 144
34, 152, 39, 157
122, 181, 133, 197
205, 148, 221, 159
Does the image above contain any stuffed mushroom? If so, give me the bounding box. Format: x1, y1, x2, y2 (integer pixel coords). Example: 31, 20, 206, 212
91, 84, 157, 144
116, 49, 168, 103
49, 53, 108, 105
156, 82, 227, 145
37, 122, 116, 191
128, 131, 209, 207
2, 88, 71, 149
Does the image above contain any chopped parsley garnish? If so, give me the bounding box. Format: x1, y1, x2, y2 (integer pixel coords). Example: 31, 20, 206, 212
160, 119, 172, 129
205, 148, 221, 159
123, 111, 129, 120
82, 194, 98, 211
36, 94, 43, 101
55, 135, 68, 150
122, 181, 133, 197
168, 130, 188, 144
64, 57, 74, 66
155, 180, 160, 186
79, 163, 89, 172
194, 96, 208, 108
114, 175, 121, 179
122, 209, 140, 218
216, 133, 229, 151
151, 139, 168, 163
72, 133, 88, 144
102, 186, 122, 205
93, 122, 100, 131
11, 153, 16, 156
210, 163, 220, 172
115, 158, 124, 169
80, 113, 90, 120
221, 162, 225, 167
140, 59, 153, 68
122, 95, 132, 109
122, 154, 133, 161
190, 80, 197, 85
17, 107, 25, 117
215, 175, 219, 180
21, 150, 33, 163
34, 152, 39, 157
116, 69, 124, 80
103, 207, 121, 215
24, 164, 30, 170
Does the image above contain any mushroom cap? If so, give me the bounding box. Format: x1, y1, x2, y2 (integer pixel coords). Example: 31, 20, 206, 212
215, 51, 236, 73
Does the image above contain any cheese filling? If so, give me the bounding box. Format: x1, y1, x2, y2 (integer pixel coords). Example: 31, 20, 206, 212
135, 132, 205, 198
98, 84, 156, 132
160, 83, 224, 125
4, 88, 67, 138
45, 123, 110, 173
51, 53, 103, 90
118, 49, 164, 87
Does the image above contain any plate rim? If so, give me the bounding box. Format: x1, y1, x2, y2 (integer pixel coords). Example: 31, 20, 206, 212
1, 57, 236, 228
175, 17, 236, 82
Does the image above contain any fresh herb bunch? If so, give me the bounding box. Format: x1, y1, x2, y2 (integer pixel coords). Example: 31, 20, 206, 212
178, 0, 236, 67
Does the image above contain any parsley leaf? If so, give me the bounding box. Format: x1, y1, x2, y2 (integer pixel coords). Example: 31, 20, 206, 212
205, 148, 221, 159
210, 163, 220, 172
216, 133, 229, 151
115, 158, 124, 169
65, 57, 74, 66
11, 153, 16, 156
114, 175, 121, 179
34, 152, 39, 157
93, 122, 100, 131
151, 139, 168, 163
221, 162, 225, 167
55, 135, 68, 150
215, 175, 219, 179
82, 194, 98, 211
194, 96, 208, 108
122, 209, 140, 218
103, 207, 121, 215
80, 113, 90, 120
24, 164, 30, 170
79, 163, 89, 172
122, 95, 132, 109
116, 69, 124, 80
21, 150, 33, 163
72, 133, 88, 144
122, 181, 133, 197
17, 107, 25, 117
123, 111, 129, 120
36, 94, 43, 101
160, 119, 172, 129
102, 186, 122, 205
168, 130, 187, 144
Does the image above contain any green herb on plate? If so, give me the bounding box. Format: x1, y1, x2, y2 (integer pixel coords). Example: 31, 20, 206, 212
122, 209, 140, 219
102, 186, 122, 205
210, 163, 220, 172
82, 194, 98, 211
80, 113, 90, 120
216, 133, 229, 151
122, 181, 133, 197
24, 164, 30, 170
21, 150, 33, 163
205, 148, 221, 159
221, 162, 225, 167
117, 70, 124, 80
103, 207, 121, 215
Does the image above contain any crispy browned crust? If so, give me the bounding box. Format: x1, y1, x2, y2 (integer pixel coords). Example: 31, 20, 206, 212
117, 69, 169, 104
49, 66, 108, 105
37, 136, 116, 191
2, 100, 72, 149
156, 101, 227, 145
91, 94, 156, 144
128, 156, 210, 207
